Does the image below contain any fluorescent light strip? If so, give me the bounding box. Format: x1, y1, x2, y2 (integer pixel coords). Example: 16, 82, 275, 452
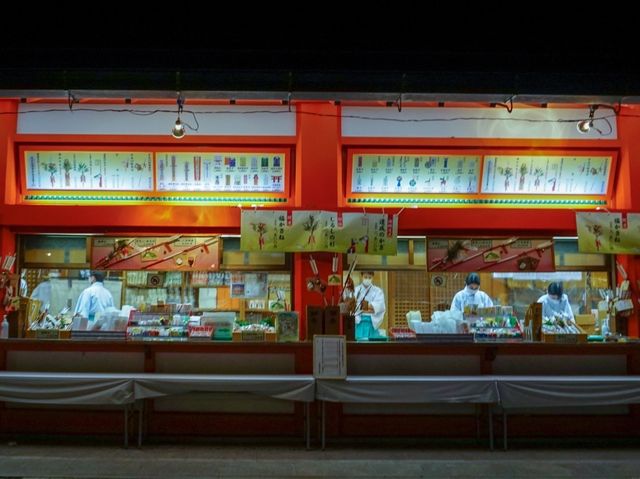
347, 198, 606, 206
24, 195, 287, 203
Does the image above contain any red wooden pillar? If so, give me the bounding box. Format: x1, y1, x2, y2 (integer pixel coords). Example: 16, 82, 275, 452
614, 107, 640, 336
293, 103, 341, 338
0, 100, 18, 260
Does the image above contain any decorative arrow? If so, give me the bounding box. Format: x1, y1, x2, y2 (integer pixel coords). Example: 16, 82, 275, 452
94, 238, 136, 269
432, 237, 519, 271
140, 237, 219, 270
476, 240, 553, 271
99, 235, 183, 269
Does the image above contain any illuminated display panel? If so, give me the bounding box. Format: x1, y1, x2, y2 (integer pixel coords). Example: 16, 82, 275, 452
481, 155, 611, 195
156, 152, 285, 193
20, 146, 292, 205
345, 149, 616, 208
350, 153, 480, 194
25, 150, 153, 191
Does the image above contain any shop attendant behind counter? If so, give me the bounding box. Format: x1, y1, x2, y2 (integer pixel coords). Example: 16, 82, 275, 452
450, 272, 494, 313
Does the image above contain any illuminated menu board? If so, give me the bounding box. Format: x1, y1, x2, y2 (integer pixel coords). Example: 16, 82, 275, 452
350, 154, 481, 194
25, 151, 153, 191
156, 152, 285, 192
481, 155, 611, 195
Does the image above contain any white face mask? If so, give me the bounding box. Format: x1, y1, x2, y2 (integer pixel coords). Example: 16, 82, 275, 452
362, 278, 372, 287
465, 286, 477, 296
549, 297, 560, 305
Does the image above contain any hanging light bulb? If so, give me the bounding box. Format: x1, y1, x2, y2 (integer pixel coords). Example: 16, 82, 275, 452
577, 105, 596, 134
171, 117, 185, 138
576, 118, 593, 133
171, 93, 186, 138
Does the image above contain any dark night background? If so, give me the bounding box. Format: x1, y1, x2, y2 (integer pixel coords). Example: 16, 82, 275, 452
1, 5, 636, 97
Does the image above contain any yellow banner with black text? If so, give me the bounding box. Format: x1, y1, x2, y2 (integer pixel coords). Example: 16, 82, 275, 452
240, 210, 397, 255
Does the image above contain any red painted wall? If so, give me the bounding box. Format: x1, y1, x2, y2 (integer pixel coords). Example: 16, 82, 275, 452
294, 103, 342, 335
0, 101, 18, 259
611, 106, 640, 336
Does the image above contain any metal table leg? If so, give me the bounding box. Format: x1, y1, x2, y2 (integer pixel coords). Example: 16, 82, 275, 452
123, 405, 129, 449
489, 406, 494, 451
305, 402, 310, 450
321, 400, 326, 450
503, 411, 508, 451
137, 400, 143, 448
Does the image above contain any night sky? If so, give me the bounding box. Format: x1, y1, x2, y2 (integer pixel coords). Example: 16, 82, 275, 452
1, 5, 636, 96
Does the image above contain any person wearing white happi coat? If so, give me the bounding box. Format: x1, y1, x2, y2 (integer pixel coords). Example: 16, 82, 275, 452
353, 271, 386, 330
450, 272, 494, 313
73, 271, 114, 320
537, 282, 574, 321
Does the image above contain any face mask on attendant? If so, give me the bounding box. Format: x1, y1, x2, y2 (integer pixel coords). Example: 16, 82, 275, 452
362, 278, 372, 287
549, 297, 560, 305
465, 286, 477, 296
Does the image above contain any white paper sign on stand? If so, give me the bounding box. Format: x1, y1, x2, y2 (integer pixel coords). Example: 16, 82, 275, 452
313, 335, 347, 379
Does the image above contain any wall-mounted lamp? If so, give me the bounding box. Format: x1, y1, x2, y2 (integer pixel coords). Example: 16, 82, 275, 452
171, 94, 186, 139
171, 118, 185, 139
170, 92, 200, 138
577, 105, 597, 133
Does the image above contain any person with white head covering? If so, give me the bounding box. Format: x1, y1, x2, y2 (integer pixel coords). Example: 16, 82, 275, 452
450, 272, 494, 313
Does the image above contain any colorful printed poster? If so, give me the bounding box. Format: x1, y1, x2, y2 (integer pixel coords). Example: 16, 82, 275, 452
230, 273, 246, 298
240, 210, 398, 255
25, 151, 154, 191
427, 237, 555, 272
243, 273, 268, 298
156, 152, 285, 192
91, 236, 220, 271
577, 212, 640, 254
481, 155, 611, 195
351, 154, 480, 194
276, 312, 299, 342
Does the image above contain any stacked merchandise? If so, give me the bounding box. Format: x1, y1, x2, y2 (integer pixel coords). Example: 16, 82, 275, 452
541, 313, 587, 343
126, 310, 188, 340
467, 306, 523, 342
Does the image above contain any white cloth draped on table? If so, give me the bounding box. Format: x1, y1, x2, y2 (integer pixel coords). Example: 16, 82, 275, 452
316, 376, 500, 404
0, 372, 135, 405
133, 374, 316, 402
497, 376, 640, 408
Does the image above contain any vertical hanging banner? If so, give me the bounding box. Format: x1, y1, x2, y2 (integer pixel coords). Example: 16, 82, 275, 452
427, 237, 555, 272
240, 210, 397, 254
577, 212, 640, 254
92, 236, 220, 270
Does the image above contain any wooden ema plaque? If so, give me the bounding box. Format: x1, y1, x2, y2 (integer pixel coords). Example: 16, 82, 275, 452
341, 314, 356, 341
526, 302, 543, 341
306, 305, 324, 340
323, 306, 341, 335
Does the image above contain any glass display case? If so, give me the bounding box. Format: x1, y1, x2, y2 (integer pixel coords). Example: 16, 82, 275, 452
19, 235, 292, 333
345, 237, 611, 333
126, 309, 189, 340
21, 268, 123, 317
